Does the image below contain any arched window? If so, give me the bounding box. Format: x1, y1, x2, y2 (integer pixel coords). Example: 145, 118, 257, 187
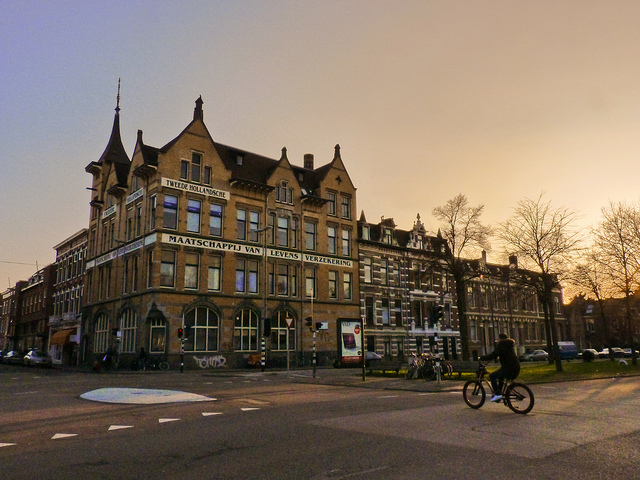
234, 308, 259, 351
94, 313, 109, 353
120, 308, 137, 353
183, 307, 220, 352
150, 316, 166, 353
270, 310, 296, 351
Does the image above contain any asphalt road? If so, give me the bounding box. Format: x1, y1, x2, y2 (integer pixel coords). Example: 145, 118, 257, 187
2, 365, 640, 479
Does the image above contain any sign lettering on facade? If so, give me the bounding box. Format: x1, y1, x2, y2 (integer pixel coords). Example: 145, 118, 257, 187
161, 177, 230, 200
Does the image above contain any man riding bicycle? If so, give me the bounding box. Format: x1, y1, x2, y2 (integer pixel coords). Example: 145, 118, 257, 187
480, 333, 520, 402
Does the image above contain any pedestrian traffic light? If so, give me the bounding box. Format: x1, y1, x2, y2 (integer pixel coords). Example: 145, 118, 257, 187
177, 327, 183, 338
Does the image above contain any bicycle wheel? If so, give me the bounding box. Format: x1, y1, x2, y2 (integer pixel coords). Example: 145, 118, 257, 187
405, 366, 415, 379
505, 382, 534, 414
159, 361, 170, 371
463, 380, 486, 409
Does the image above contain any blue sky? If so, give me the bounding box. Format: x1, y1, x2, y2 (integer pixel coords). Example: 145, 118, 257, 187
3, 1, 640, 286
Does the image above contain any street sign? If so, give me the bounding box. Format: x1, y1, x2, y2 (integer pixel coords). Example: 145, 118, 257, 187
285, 316, 294, 329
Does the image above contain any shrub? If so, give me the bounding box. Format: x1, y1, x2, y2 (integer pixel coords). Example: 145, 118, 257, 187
582, 350, 596, 362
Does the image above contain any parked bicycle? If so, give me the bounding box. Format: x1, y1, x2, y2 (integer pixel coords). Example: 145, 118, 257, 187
463, 361, 534, 414
130, 356, 170, 371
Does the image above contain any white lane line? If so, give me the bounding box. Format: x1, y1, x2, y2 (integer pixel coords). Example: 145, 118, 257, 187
378, 395, 399, 398
159, 418, 180, 423
51, 433, 78, 440
202, 412, 223, 416
108, 425, 134, 431
240, 407, 260, 411
0, 443, 17, 448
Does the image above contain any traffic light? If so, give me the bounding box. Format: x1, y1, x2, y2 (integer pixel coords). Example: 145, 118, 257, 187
177, 327, 183, 338
263, 318, 271, 337
434, 305, 443, 321
305, 316, 313, 327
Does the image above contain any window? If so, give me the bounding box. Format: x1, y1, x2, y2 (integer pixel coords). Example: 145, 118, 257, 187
184, 307, 220, 352
248, 260, 258, 293
120, 308, 137, 353
363, 257, 372, 283
191, 152, 202, 183
327, 192, 336, 216
328, 271, 338, 298
249, 211, 259, 242
136, 205, 142, 236
237, 209, 247, 240
235, 259, 245, 293
180, 160, 189, 179
343, 272, 352, 300
327, 226, 337, 254
93, 313, 109, 353
342, 229, 351, 256
362, 225, 370, 241
395, 299, 402, 324
204, 166, 212, 185
146, 250, 153, 288
163, 195, 178, 229
365, 297, 374, 326
276, 181, 293, 204
305, 221, 316, 251
149, 195, 157, 230
185, 252, 199, 289
160, 250, 176, 287
234, 308, 259, 351
270, 311, 296, 351
306, 268, 316, 298
208, 256, 221, 291
380, 259, 388, 285
381, 299, 390, 325
277, 264, 289, 295
186, 199, 201, 233
292, 218, 298, 248
277, 217, 289, 247
341, 195, 351, 219
209, 204, 223, 236
383, 228, 393, 244
150, 317, 166, 353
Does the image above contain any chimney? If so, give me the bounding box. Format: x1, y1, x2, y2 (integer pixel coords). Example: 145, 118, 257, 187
509, 255, 518, 269
304, 153, 314, 170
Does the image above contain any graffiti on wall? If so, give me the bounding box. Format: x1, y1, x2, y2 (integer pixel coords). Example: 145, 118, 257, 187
193, 354, 227, 369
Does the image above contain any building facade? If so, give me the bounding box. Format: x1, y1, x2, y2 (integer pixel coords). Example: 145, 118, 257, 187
49, 229, 87, 366
464, 252, 567, 357
357, 214, 459, 360
82, 96, 359, 369
12, 265, 56, 352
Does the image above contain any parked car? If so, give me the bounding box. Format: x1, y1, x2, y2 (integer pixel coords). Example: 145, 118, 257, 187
520, 349, 548, 362
599, 347, 625, 358
365, 351, 383, 366
580, 349, 600, 360
557, 341, 579, 360
24, 349, 52, 367
4, 350, 26, 365
623, 348, 639, 358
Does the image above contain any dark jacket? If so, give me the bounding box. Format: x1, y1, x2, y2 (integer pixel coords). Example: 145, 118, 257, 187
481, 337, 520, 379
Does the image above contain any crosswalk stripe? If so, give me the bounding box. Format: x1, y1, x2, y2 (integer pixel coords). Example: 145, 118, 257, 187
159, 418, 180, 423
108, 425, 134, 431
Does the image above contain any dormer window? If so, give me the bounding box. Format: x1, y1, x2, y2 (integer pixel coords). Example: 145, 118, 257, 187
362, 225, 370, 240
383, 228, 393, 244
276, 181, 293, 205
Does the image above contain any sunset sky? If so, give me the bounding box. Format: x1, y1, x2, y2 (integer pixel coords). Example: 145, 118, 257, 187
3, 1, 640, 287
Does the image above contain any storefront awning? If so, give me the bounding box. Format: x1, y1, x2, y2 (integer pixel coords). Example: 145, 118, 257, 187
50, 328, 76, 346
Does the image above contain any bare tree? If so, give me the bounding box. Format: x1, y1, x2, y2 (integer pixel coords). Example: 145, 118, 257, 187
433, 194, 492, 360
592, 200, 640, 364
500, 193, 582, 372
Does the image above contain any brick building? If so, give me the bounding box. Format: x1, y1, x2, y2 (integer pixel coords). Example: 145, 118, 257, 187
357, 214, 459, 360
83, 95, 359, 369
49, 229, 87, 366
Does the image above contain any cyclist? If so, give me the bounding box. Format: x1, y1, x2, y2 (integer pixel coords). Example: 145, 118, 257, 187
480, 333, 520, 402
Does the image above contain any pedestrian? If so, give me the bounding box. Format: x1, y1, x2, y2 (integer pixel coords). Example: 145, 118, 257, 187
139, 346, 147, 371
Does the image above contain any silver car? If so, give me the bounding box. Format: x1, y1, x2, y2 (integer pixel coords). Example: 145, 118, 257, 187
24, 349, 52, 367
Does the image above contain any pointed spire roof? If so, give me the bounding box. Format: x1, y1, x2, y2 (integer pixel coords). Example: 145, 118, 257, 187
98, 79, 131, 182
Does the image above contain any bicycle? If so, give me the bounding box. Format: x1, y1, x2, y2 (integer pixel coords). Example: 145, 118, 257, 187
131, 356, 170, 371
462, 361, 534, 414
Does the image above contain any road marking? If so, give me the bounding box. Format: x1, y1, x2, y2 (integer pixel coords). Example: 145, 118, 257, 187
108, 425, 134, 431
241, 407, 260, 411
202, 412, 223, 416
51, 433, 78, 440
0, 443, 17, 448
159, 418, 180, 423
378, 395, 399, 398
